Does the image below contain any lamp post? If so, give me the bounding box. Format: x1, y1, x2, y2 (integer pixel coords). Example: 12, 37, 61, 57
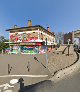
45, 38, 47, 51
53, 40, 54, 49
45, 38, 48, 66
67, 39, 71, 56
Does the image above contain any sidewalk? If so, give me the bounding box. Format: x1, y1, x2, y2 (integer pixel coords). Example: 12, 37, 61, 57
47, 45, 77, 75
50, 53, 80, 83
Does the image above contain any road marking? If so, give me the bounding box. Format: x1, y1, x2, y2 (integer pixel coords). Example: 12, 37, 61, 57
10, 79, 18, 84
0, 83, 14, 90
3, 90, 12, 92
0, 75, 48, 78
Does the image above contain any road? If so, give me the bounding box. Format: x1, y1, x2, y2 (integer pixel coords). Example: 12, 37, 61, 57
19, 69, 80, 92
0, 68, 80, 92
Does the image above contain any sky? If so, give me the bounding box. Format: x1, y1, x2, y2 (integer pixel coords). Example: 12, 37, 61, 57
0, 0, 80, 39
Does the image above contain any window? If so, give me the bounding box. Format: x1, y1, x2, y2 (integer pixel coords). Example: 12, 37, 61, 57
41, 33, 43, 40
23, 33, 27, 40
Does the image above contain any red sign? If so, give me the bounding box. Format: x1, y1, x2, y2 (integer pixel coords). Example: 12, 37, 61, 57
36, 42, 42, 46
22, 37, 38, 42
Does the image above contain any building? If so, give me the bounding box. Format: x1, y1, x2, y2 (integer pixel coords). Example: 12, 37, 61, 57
6, 20, 56, 54
63, 30, 80, 45
63, 32, 74, 44
73, 30, 80, 45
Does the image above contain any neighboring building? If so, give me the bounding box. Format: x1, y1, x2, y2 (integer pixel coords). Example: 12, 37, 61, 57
73, 30, 80, 45
63, 30, 80, 44
6, 20, 55, 54
63, 32, 74, 44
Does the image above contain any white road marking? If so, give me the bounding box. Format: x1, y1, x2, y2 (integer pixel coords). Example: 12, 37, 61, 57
0, 83, 14, 90
10, 79, 18, 84
0, 75, 48, 78
3, 90, 12, 92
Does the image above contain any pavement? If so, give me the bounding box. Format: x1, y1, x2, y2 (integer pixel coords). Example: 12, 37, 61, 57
0, 45, 80, 92
47, 45, 77, 75
14, 60, 80, 92
0, 54, 51, 92
24, 46, 80, 92
24, 45, 80, 92
17, 49, 80, 92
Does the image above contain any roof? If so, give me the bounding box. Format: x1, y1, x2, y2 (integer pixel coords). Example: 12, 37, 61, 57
6, 25, 54, 36
74, 29, 80, 32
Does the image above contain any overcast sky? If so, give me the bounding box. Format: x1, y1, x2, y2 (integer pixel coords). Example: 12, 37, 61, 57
0, 0, 80, 38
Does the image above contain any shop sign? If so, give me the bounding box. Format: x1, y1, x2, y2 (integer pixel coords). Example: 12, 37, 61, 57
36, 42, 42, 46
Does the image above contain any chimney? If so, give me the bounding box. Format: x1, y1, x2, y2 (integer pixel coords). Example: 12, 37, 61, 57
13, 25, 17, 28
13, 25, 19, 29
47, 26, 51, 32
28, 20, 32, 27
13, 25, 19, 28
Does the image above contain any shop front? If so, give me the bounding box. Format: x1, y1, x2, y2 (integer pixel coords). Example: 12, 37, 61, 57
8, 42, 46, 54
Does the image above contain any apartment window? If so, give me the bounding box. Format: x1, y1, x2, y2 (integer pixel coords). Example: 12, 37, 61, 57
23, 33, 27, 40
41, 33, 43, 40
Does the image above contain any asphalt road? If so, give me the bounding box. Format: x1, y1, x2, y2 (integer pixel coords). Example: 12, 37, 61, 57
21, 70, 80, 92
0, 67, 80, 92
53, 71, 80, 92
18, 80, 54, 92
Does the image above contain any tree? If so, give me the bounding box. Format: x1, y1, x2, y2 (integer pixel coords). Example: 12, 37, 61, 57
0, 36, 9, 53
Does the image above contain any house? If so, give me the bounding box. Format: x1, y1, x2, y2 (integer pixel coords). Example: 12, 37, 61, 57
6, 20, 56, 54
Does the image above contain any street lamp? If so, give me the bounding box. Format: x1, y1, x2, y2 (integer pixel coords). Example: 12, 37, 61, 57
45, 38, 48, 51
67, 39, 71, 56
45, 38, 48, 66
